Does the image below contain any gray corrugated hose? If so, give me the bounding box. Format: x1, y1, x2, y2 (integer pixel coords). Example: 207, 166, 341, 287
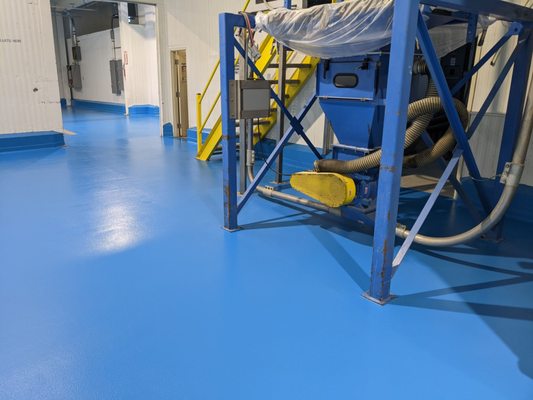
397, 79, 533, 247
404, 98, 469, 168
314, 96, 469, 173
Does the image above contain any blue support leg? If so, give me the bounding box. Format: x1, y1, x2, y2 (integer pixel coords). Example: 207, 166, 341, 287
365, 0, 420, 305
220, 14, 239, 231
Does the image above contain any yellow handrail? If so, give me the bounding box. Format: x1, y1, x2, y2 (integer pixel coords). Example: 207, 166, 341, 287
196, 0, 252, 151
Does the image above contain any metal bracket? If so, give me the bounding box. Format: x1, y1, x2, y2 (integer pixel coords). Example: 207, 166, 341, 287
500, 162, 524, 187
362, 291, 397, 306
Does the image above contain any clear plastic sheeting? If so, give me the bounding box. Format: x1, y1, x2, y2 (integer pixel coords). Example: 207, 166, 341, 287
255, 0, 395, 59
255, 1, 495, 59
430, 23, 472, 59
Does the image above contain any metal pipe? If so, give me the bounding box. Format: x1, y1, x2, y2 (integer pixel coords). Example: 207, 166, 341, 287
196, 93, 202, 149
239, 30, 249, 194
257, 185, 342, 216
397, 76, 533, 247
246, 164, 341, 216
275, 41, 287, 183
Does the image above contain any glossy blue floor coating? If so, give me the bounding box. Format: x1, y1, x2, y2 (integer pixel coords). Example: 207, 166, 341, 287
0, 109, 532, 399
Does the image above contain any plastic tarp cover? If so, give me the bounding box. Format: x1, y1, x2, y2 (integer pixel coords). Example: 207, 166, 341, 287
255, 0, 395, 59
255, 1, 493, 59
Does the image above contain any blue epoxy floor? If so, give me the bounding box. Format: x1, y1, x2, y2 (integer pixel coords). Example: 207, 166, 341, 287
0, 109, 532, 399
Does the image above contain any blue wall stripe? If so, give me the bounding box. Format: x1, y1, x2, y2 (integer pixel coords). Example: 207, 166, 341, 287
163, 123, 173, 137
128, 105, 160, 116
72, 99, 126, 114
186, 127, 211, 144
0, 131, 65, 153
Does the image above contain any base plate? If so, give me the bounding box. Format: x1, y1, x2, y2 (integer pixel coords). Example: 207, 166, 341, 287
362, 291, 397, 306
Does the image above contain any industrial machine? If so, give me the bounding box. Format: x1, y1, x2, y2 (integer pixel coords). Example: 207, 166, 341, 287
217, 0, 533, 304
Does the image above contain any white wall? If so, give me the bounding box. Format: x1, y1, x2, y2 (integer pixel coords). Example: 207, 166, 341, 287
160, 0, 236, 131
0, 0, 62, 135
119, 4, 160, 111
68, 28, 125, 104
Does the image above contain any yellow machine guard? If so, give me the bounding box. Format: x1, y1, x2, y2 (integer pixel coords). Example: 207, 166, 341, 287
290, 172, 356, 208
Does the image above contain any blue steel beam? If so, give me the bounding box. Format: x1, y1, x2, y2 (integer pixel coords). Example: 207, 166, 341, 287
218, 14, 321, 222
417, 12, 496, 216
451, 23, 522, 96
237, 96, 318, 212
220, 13, 240, 231
366, 0, 421, 304
423, 0, 533, 22
233, 39, 323, 160
417, 13, 482, 180
218, 12, 257, 230
468, 41, 524, 138
466, 14, 479, 44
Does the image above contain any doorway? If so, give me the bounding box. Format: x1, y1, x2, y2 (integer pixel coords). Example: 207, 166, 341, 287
51, 1, 161, 123
172, 50, 189, 138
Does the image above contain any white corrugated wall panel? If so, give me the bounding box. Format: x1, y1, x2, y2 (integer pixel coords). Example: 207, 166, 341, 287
0, 0, 62, 135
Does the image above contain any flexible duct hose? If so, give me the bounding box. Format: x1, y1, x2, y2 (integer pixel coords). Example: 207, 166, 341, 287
404, 99, 469, 168
397, 79, 533, 247
315, 96, 468, 173
314, 100, 434, 174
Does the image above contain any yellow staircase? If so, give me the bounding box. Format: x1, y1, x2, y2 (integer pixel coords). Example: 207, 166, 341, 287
252, 54, 318, 147
195, 34, 319, 161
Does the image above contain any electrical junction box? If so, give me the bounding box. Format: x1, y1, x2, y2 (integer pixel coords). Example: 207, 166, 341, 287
110, 60, 124, 95
229, 80, 271, 120
72, 46, 82, 62
70, 64, 82, 90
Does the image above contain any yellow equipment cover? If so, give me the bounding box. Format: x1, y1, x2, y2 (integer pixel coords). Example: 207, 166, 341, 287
290, 172, 356, 208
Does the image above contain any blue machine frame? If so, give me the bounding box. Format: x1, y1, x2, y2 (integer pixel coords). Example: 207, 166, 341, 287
219, 0, 533, 304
